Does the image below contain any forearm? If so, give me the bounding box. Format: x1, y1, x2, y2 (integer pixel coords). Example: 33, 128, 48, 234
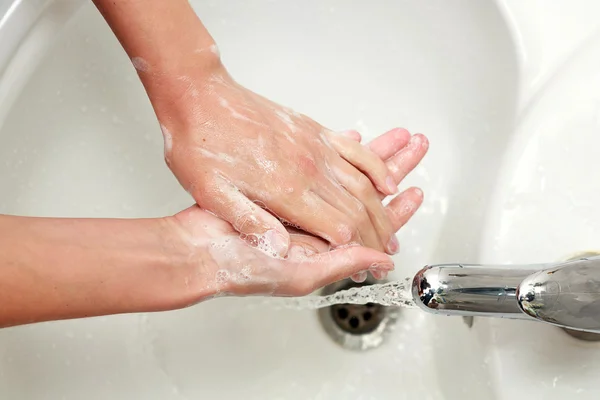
93, 0, 222, 116
0, 215, 191, 327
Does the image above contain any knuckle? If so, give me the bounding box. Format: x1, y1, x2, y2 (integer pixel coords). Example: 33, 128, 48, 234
368, 156, 387, 173
357, 208, 371, 226
234, 211, 259, 232
356, 173, 374, 195
295, 153, 318, 176
352, 198, 366, 215
336, 222, 359, 245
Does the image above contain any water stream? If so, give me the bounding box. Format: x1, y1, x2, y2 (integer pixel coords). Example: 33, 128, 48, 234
266, 278, 416, 310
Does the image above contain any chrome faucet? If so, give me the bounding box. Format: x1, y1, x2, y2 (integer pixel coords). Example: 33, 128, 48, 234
411, 255, 600, 333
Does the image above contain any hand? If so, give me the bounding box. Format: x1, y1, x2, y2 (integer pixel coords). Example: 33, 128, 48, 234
93, 0, 412, 257
344, 128, 429, 282
163, 128, 428, 302
156, 63, 404, 258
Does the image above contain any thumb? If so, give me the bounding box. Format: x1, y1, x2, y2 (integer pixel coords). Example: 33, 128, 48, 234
294, 246, 394, 292
194, 176, 290, 257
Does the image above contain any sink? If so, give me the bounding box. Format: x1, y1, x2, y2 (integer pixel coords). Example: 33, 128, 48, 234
0, 0, 519, 398
478, 1, 600, 398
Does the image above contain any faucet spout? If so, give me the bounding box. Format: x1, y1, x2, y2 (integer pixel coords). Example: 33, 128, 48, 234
411, 256, 600, 333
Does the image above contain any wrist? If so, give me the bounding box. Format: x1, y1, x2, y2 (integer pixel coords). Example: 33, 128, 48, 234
94, 0, 225, 126
142, 55, 227, 130
157, 215, 220, 308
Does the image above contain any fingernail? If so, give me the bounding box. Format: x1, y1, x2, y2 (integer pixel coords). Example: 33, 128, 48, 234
370, 262, 394, 271
387, 235, 399, 254
351, 271, 368, 283
386, 176, 398, 194
264, 229, 289, 256
371, 270, 388, 280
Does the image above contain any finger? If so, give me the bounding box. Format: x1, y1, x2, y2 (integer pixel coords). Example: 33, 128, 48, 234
351, 271, 369, 283
386, 133, 429, 185
288, 232, 330, 254
272, 190, 364, 248
336, 129, 362, 142
331, 160, 397, 254
367, 128, 411, 160
385, 187, 424, 231
288, 220, 391, 282
325, 131, 397, 196
287, 242, 322, 260
371, 270, 388, 280
312, 171, 382, 249
281, 246, 394, 296
193, 174, 290, 257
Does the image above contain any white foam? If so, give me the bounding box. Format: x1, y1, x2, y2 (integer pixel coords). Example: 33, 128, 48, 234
275, 109, 298, 132
194, 44, 221, 57
320, 131, 335, 150
218, 97, 264, 125
131, 57, 149, 72
280, 130, 297, 144
209, 44, 220, 56
240, 231, 284, 259
198, 148, 236, 165
160, 124, 173, 158
215, 269, 231, 284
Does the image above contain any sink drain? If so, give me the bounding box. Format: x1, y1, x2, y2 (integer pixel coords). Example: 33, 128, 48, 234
331, 301, 386, 335
561, 251, 600, 342
318, 277, 399, 351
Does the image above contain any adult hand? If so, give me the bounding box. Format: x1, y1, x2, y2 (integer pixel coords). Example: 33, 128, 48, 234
0, 129, 427, 327
164, 128, 428, 302
94, 0, 420, 258
157, 64, 402, 258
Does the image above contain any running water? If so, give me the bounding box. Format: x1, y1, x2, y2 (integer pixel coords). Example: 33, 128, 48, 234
265, 278, 416, 310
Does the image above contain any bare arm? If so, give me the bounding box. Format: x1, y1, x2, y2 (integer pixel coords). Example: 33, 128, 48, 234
0, 209, 393, 328
0, 215, 194, 328
0, 129, 426, 328
92, 0, 221, 115
0, 2, 218, 327
91, 0, 404, 257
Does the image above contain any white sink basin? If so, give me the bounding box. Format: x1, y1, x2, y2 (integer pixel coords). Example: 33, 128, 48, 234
0, 0, 564, 398
478, 1, 600, 398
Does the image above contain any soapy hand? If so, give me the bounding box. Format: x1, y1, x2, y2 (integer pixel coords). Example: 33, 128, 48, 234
165, 129, 428, 300
155, 64, 404, 258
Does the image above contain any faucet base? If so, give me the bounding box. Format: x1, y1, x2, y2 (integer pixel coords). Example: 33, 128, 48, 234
562, 328, 600, 342
558, 251, 600, 342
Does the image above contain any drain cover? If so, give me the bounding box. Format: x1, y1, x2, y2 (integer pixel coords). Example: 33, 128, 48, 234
331, 297, 386, 335
318, 277, 399, 351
